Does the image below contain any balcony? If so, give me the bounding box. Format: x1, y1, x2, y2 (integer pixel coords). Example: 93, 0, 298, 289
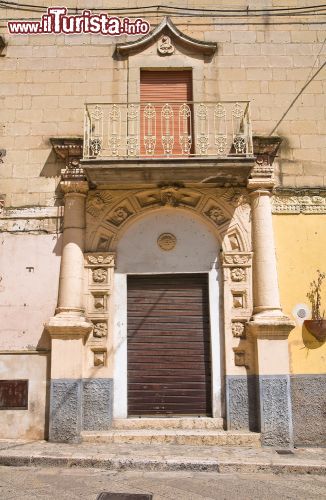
84, 101, 253, 159
82, 101, 255, 186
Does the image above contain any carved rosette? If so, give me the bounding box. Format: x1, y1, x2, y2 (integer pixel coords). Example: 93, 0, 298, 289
232, 321, 246, 339
84, 252, 115, 367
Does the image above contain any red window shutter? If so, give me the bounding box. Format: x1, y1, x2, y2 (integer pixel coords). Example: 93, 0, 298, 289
140, 70, 193, 156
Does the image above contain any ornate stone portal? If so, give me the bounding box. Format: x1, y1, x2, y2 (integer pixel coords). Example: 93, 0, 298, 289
45, 165, 295, 446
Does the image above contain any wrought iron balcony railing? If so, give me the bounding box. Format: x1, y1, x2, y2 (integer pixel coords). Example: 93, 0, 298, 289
83, 101, 253, 160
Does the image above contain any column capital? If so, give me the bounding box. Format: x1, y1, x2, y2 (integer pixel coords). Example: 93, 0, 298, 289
248, 187, 273, 198
247, 177, 275, 192
60, 180, 89, 196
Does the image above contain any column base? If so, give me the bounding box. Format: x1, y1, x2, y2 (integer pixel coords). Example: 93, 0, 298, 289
46, 314, 93, 338
46, 314, 93, 443
248, 313, 295, 339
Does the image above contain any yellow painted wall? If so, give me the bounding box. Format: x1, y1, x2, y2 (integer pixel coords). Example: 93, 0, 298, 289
273, 214, 326, 375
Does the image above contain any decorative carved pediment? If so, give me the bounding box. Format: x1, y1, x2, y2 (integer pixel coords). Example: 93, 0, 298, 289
115, 16, 217, 57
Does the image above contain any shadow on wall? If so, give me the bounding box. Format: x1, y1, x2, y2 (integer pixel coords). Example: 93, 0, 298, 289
39, 148, 64, 207
302, 323, 326, 350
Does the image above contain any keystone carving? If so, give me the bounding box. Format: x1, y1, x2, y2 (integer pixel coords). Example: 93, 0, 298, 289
160, 186, 179, 207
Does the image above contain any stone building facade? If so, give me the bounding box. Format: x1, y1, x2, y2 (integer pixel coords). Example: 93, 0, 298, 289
0, 1, 325, 446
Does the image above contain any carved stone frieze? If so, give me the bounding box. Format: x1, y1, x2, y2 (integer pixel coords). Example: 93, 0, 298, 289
272, 190, 326, 214
87, 254, 115, 266
223, 252, 252, 267
135, 186, 202, 209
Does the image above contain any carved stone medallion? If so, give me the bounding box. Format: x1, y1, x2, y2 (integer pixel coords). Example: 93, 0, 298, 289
157, 233, 177, 251
158, 35, 174, 55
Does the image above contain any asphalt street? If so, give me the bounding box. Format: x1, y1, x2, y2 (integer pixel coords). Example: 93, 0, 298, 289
0, 466, 325, 499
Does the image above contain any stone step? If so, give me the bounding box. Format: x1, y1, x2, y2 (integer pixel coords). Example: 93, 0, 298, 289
112, 417, 224, 430
81, 429, 261, 447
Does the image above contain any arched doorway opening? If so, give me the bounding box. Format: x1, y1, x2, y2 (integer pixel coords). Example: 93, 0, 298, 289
112, 208, 223, 419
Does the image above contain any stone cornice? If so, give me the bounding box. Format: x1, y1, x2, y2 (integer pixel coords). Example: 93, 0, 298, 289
0, 206, 63, 234
50, 137, 83, 163
50, 137, 87, 181
115, 16, 217, 57
247, 136, 282, 191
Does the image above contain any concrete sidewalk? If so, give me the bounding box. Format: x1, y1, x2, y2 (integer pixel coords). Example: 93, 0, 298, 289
0, 440, 325, 475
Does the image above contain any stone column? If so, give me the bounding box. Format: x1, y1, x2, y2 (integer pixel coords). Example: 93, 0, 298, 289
249, 188, 283, 318
247, 171, 295, 448
46, 180, 92, 443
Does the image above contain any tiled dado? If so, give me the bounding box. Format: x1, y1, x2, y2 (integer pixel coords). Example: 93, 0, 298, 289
84, 253, 115, 368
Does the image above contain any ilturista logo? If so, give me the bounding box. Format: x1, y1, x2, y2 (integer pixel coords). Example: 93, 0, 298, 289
8, 7, 150, 36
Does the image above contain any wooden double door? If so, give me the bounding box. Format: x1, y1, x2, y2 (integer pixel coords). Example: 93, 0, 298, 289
127, 274, 212, 416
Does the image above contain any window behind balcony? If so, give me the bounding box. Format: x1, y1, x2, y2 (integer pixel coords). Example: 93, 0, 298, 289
140, 70, 193, 157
